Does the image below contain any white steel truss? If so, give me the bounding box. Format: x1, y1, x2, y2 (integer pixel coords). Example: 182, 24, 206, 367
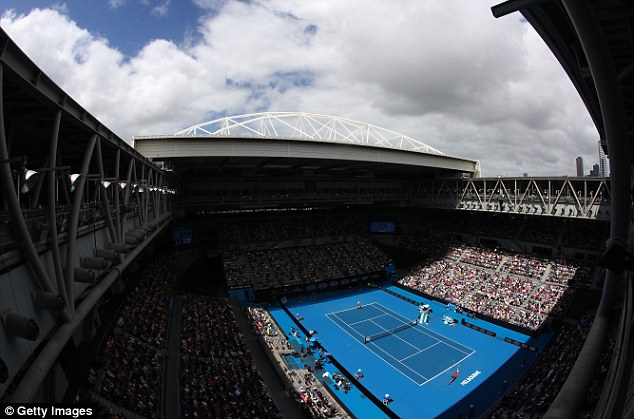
414, 177, 611, 220
176, 112, 445, 156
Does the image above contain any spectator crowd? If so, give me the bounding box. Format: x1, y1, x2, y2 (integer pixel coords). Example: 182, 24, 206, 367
180, 295, 280, 418
83, 257, 284, 419
219, 217, 393, 290
89, 257, 175, 418
488, 310, 614, 418
245, 306, 345, 418
398, 239, 598, 331
74, 211, 607, 418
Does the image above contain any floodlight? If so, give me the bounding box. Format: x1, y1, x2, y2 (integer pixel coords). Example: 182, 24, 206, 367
69, 173, 82, 192
32, 290, 65, 311
105, 243, 128, 252
95, 248, 118, 261
3, 311, 39, 341
21, 169, 40, 193
74, 268, 95, 283
80, 256, 108, 270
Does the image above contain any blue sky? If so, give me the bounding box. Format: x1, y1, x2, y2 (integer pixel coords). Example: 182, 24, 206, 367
0, 0, 600, 177
2, 0, 202, 55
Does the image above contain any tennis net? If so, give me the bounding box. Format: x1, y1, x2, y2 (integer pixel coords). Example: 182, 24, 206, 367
363, 320, 418, 344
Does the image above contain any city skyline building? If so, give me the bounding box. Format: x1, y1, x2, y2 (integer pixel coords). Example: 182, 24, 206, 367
598, 141, 608, 176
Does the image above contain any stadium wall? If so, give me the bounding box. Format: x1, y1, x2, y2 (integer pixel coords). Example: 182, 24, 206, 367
0, 213, 154, 401
252, 270, 387, 303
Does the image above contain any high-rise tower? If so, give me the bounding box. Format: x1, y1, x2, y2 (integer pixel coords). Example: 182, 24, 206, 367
576, 156, 584, 177
598, 141, 608, 177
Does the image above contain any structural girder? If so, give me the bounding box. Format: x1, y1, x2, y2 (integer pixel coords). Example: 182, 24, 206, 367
174, 111, 446, 155
415, 177, 611, 220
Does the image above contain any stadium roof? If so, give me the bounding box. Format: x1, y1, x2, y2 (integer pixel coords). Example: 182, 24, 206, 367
175, 112, 445, 156
0, 27, 159, 180
135, 112, 480, 179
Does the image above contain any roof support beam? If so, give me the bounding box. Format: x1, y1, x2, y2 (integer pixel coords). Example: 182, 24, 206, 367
491, 0, 544, 18
545, 1, 631, 418
10, 218, 169, 402
64, 133, 97, 315
47, 110, 66, 310
0, 63, 71, 322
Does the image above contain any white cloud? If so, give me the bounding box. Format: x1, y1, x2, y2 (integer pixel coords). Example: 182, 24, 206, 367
108, 0, 127, 9
0, 0, 599, 176
151, 1, 170, 17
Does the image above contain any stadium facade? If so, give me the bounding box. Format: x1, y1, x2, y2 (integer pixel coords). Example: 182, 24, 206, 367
0, 0, 633, 417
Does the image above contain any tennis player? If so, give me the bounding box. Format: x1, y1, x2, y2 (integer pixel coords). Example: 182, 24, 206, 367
449, 366, 460, 384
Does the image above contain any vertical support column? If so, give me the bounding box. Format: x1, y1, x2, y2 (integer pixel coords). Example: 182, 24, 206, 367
64, 134, 97, 316
131, 160, 143, 224
47, 110, 66, 300
121, 158, 134, 238
28, 155, 48, 209
545, 1, 630, 417
146, 169, 154, 222
153, 171, 160, 219
57, 149, 72, 205
94, 137, 116, 243
142, 164, 148, 224
150, 170, 158, 220
0, 64, 65, 319
113, 149, 121, 243
155, 172, 162, 216
583, 179, 588, 216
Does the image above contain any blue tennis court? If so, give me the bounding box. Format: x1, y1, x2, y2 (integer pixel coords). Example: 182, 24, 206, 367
327, 302, 474, 386
268, 285, 554, 418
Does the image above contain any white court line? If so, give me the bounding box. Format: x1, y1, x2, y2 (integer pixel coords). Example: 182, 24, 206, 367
325, 306, 428, 385
326, 304, 427, 386
367, 318, 421, 351
327, 302, 393, 327
326, 312, 365, 340
367, 336, 429, 384
334, 305, 432, 384
372, 301, 474, 355
326, 301, 477, 386
326, 301, 381, 316
399, 341, 441, 362
409, 326, 473, 356
424, 351, 476, 384
326, 305, 364, 316
326, 302, 386, 331
348, 313, 391, 327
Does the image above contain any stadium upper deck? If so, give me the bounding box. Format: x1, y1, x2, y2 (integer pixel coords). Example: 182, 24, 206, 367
0, 0, 632, 416
492, 1, 634, 417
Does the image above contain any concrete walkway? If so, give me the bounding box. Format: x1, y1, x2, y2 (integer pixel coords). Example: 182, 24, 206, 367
164, 293, 183, 419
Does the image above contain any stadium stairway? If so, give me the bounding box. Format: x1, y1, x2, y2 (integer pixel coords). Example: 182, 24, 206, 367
164, 293, 183, 419
495, 257, 506, 273
228, 298, 307, 418
541, 264, 552, 281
